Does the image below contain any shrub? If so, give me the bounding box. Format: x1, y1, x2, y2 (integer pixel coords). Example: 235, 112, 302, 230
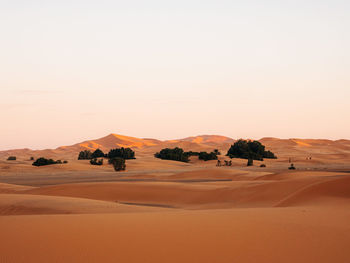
198, 151, 218, 161
227, 140, 277, 161
32, 157, 58, 166
154, 147, 189, 162
108, 148, 135, 160
288, 164, 296, 170
90, 158, 103, 165
56, 160, 62, 164
91, 149, 105, 159
63, 160, 68, 164
30, 157, 34, 161
213, 149, 221, 155
260, 164, 266, 167
111, 157, 126, 171
7, 156, 16, 161
78, 150, 92, 160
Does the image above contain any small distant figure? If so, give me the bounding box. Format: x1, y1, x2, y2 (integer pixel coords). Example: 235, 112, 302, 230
288, 163, 296, 170
216, 159, 222, 167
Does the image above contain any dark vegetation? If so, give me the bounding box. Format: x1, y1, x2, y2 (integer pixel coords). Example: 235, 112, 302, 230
288, 163, 296, 170
227, 140, 277, 161
90, 158, 103, 165
107, 147, 135, 160
7, 156, 16, 161
77, 147, 134, 171
213, 149, 221, 155
260, 164, 266, 167
155, 147, 189, 162
91, 149, 105, 159
78, 150, 93, 160
30, 157, 34, 161
155, 148, 220, 162
198, 151, 218, 161
111, 157, 126, 171
32, 157, 67, 166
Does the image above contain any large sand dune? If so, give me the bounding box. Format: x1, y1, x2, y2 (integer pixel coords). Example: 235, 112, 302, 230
1, 134, 350, 262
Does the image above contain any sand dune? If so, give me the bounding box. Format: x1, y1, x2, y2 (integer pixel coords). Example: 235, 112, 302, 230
1, 207, 350, 263
20, 170, 350, 209
0, 193, 166, 215
1, 134, 350, 262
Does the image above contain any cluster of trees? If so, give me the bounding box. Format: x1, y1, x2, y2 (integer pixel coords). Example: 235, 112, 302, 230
32, 158, 68, 166
198, 151, 218, 161
227, 140, 277, 161
107, 148, 135, 159
78, 148, 135, 160
110, 157, 126, 171
155, 148, 220, 162
155, 147, 189, 162
77, 147, 134, 171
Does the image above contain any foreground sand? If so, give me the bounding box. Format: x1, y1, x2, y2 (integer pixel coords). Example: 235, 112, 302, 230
1, 140, 350, 262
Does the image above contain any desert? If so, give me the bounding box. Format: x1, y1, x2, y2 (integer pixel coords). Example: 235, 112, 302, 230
1, 134, 350, 263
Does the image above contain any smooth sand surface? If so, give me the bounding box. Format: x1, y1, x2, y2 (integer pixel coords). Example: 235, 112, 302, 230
1, 135, 350, 262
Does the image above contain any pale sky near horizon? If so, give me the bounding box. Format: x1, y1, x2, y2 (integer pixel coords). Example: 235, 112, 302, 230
1, 0, 349, 150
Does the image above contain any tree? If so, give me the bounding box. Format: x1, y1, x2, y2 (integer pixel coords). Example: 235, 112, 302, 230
108, 148, 135, 160
154, 147, 189, 162
7, 156, 16, 161
111, 157, 126, 171
227, 139, 277, 161
32, 157, 57, 166
198, 151, 218, 161
78, 150, 92, 160
91, 149, 105, 159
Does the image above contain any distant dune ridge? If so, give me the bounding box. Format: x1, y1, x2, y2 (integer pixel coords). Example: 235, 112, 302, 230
1, 133, 350, 161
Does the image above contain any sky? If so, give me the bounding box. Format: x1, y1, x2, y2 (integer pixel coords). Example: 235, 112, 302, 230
0, 0, 349, 150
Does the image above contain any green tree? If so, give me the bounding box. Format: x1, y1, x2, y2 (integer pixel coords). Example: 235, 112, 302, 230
111, 157, 126, 171
78, 150, 93, 160
91, 149, 105, 158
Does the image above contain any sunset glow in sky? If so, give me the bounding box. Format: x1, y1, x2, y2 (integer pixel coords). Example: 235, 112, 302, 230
1, 0, 349, 150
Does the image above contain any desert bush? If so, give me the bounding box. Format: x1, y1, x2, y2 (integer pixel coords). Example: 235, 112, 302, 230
63, 160, 68, 164
111, 157, 126, 171
108, 148, 135, 160
154, 147, 189, 162
260, 164, 266, 167
90, 158, 103, 165
213, 149, 221, 155
7, 156, 16, 161
32, 157, 58, 166
288, 164, 296, 170
30, 157, 34, 161
91, 149, 105, 159
198, 151, 218, 161
78, 150, 93, 160
227, 140, 277, 161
